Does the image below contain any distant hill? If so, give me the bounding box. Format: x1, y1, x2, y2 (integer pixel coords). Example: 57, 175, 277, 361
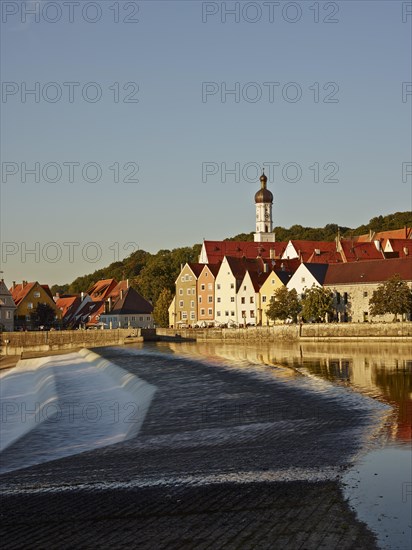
52, 211, 411, 300
227, 212, 411, 242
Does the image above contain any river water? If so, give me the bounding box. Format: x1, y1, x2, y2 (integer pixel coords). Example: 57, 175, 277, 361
142, 340, 411, 550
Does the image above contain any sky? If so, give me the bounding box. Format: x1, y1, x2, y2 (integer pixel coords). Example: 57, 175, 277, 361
0, 0, 411, 286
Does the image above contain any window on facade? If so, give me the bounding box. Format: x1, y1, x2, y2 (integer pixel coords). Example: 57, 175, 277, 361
179, 300, 183, 307
231, 311, 235, 316
241, 297, 245, 304
147, 317, 150, 320
217, 284, 221, 290
187, 289, 191, 295
217, 311, 221, 317
225, 311, 229, 316
34, 291, 40, 298
181, 276, 184, 282
6, 311, 11, 319
301, 277, 305, 283
201, 308, 205, 315
189, 276, 193, 281
250, 297, 254, 303
190, 311, 195, 320
363, 291, 368, 297
208, 296, 213, 303
191, 301, 194, 308
179, 289, 183, 295
208, 283, 212, 290
271, 280, 275, 284
199, 296, 202, 303
208, 308, 212, 315
201, 284, 205, 291
230, 297, 235, 302
344, 292, 348, 304
243, 285, 246, 291
241, 310, 246, 318
205, 272, 208, 277
250, 310, 255, 317
262, 296, 267, 303
27, 302, 33, 309
217, 297, 221, 303
230, 283, 234, 289
140, 316, 143, 321
182, 312, 187, 320
336, 292, 341, 304
185, 275, 189, 281
124, 317, 128, 322
132, 316, 135, 321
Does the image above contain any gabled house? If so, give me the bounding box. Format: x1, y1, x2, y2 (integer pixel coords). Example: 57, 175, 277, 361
324, 257, 412, 323
260, 270, 293, 326
197, 263, 220, 326
174, 263, 204, 326
10, 281, 61, 330
55, 294, 92, 328
100, 287, 153, 328
0, 279, 16, 331
237, 270, 270, 326
71, 299, 103, 329
287, 263, 329, 297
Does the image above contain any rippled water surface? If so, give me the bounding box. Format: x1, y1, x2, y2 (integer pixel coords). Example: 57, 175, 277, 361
134, 339, 411, 549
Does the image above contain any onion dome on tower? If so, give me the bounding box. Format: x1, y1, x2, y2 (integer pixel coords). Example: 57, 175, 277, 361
254, 172, 273, 204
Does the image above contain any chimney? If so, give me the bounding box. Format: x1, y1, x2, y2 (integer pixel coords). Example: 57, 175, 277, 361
12, 281, 16, 290
22, 280, 27, 288
269, 249, 275, 260
81, 291, 85, 301
108, 296, 112, 312
126, 279, 129, 288
120, 289, 124, 300
263, 262, 268, 273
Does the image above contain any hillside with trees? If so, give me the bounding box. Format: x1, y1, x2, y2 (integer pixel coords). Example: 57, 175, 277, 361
52, 212, 410, 303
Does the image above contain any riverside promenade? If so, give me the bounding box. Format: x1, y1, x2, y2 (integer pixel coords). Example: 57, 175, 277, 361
0, 346, 381, 549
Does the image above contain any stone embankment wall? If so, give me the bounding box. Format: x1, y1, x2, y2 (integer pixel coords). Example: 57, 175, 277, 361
157, 323, 412, 342
0, 329, 142, 356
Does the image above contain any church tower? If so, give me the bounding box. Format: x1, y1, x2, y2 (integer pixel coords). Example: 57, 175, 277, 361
254, 171, 275, 242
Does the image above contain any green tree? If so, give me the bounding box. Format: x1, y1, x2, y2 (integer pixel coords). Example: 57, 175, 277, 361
369, 274, 412, 321
30, 303, 57, 329
266, 287, 301, 323
153, 288, 174, 327
301, 285, 334, 323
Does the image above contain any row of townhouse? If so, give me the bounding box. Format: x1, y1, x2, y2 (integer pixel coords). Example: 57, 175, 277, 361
1, 278, 154, 331
170, 256, 412, 327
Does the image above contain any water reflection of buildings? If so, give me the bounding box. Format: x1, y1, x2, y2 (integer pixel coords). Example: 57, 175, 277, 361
164, 341, 411, 444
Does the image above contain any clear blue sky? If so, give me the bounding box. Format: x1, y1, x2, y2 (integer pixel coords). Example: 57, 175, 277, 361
1, 0, 411, 285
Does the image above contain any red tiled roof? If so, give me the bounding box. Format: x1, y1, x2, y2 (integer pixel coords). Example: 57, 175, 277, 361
384, 239, 412, 259
324, 257, 412, 285
10, 282, 38, 306
86, 279, 118, 302
306, 250, 343, 264
56, 296, 80, 317
284, 240, 337, 262
349, 227, 412, 243
202, 241, 286, 264
339, 241, 384, 262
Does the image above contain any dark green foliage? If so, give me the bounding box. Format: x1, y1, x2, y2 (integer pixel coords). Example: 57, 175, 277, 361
226, 212, 411, 243
153, 288, 174, 327
30, 303, 57, 328
301, 286, 334, 323
369, 275, 412, 320
266, 287, 301, 323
